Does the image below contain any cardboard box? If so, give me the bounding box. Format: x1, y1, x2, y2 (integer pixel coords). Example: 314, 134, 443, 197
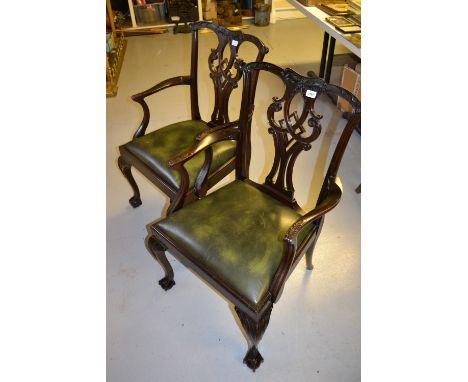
337, 63, 360, 113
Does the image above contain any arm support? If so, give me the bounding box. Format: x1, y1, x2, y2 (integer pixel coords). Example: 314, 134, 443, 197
284, 179, 342, 247
166, 126, 240, 215
192, 110, 253, 195
269, 179, 343, 302
131, 75, 191, 139
193, 120, 241, 196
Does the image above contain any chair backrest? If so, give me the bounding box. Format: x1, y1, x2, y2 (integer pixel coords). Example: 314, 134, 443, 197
236, 62, 361, 209
189, 22, 269, 126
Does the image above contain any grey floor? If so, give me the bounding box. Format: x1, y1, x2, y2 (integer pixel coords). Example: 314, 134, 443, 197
107, 18, 360, 382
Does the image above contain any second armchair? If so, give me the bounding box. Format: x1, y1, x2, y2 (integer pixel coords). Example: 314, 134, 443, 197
118, 21, 269, 215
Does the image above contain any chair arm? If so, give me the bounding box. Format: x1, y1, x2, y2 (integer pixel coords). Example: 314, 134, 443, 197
191, 111, 253, 196
196, 109, 253, 142
166, 126, 240, 215
284, 179, 342, 247
168, 126, 240, 168
269, 179, 343, 302
131, 75, 191, 138
192, 120, 242, 196
196, 120, 240, 141
131, 75, 191, 101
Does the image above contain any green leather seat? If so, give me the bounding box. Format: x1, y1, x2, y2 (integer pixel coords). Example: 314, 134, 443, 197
155, 180, 311, 306
124, 120, 237, 189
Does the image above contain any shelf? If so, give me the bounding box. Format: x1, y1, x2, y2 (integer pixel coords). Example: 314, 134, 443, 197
123, 22, 175, 29
121, 17, 254, 31
128, 0, 203, 28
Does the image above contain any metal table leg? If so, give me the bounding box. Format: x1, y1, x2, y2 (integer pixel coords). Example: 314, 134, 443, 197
319, 32, 330, 78
324, 36, 336, 83
307, 32, 335, 83
307, 31, 330, 79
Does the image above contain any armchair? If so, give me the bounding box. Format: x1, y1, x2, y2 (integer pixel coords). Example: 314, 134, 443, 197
118, 21, 268, 214
146, 62, 361, 371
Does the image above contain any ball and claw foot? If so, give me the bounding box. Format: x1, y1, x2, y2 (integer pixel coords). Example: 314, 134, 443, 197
129, 196, 142, 208
158, 277, 175, 291
244, 347, 264, 372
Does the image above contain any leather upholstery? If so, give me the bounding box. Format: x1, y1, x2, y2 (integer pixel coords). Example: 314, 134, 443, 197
155, 180, 311, 306
124, 120, 237, 190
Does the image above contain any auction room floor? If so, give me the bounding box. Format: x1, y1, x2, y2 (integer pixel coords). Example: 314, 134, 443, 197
107, 18, 360, 382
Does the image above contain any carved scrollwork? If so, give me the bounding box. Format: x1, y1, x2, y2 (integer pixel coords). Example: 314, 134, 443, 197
190, 22, 268, 126
208, 37, 246, 124
208, 48, 244, 84
234, 304, 273, 371
240, 62, 360, 205
264, 79, 324, 200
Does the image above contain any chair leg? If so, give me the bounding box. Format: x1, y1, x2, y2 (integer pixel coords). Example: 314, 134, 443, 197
305, 217, 325, 271
305, 244, 315, 271
117, 156, 142, 208
234, 304, 273, 372
147, 235, 175, 291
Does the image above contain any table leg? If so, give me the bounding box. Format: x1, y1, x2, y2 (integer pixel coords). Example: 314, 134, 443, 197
324, 36, 336, 83
319, 32, 330, 78
308, 33, 335, 83
308, 31, 330, 79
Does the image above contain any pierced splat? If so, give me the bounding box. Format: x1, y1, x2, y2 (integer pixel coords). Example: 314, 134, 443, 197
278, 112, 305, 146
208, 34, 245, 125
262, 84, 324, 205
189, 22, 268, 126
237, 62, 360, 212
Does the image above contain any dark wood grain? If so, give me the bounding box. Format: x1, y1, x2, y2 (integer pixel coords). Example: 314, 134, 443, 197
235, 303, 273, 371
118, 21, 268, 213
146, 61, 360, 370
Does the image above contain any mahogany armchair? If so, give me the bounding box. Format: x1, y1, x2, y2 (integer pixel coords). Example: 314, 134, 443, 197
146, 62, 361, 371
118, 21, 268, 215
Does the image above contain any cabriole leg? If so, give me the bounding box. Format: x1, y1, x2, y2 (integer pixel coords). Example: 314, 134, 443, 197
234, 305, 273, 372
305, 244, 315, 271
305, 217, 325, 271
147, 235, 175, 290
118, 156, 142, 208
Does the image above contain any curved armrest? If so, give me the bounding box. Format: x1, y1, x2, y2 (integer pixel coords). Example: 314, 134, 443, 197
284, 179, 342, 248
166, 126, 240, 215
169, 126, 240, 168
192, 120, 242, 196
131, 75, 191, 101
269, 179, 343, 302
191, 112, 253, 195
196, 120, 240, 141
131, 75, 191, 138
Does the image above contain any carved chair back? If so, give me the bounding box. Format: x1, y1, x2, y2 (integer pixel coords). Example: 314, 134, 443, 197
189, 22, 269, 126
236, 62, 361, 210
